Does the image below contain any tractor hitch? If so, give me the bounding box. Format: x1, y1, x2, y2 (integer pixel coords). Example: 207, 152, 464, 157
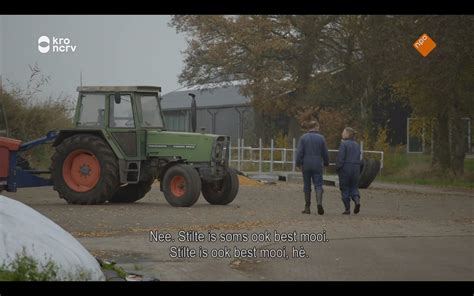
0, 131, 58, 192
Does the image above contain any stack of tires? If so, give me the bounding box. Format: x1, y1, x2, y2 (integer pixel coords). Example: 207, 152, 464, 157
358, 159, 381, 189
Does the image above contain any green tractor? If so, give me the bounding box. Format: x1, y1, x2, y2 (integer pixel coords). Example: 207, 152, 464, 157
50, 86, 239, 207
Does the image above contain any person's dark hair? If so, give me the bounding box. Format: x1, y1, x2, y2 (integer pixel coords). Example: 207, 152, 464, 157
344, 127, 356, 139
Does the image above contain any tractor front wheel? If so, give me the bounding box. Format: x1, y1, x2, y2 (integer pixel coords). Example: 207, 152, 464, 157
51, 134, 120, 204
201, 168, 239, 205
162, 164, 201, 207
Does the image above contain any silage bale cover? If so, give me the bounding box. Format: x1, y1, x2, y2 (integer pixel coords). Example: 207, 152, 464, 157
0, 195, 105, 280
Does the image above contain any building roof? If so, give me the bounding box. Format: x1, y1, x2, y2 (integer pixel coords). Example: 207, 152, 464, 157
161, 84, 251, 110
77, 86, 162, 93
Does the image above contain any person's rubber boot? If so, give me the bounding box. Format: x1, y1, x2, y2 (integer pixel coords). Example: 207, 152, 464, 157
316, 189, 324, 215
353, 195, 361, 214
342, 198, 350, 215
302, 192, 311, 214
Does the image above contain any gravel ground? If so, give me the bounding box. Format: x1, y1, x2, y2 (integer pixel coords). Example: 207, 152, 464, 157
4, 180, 473, 281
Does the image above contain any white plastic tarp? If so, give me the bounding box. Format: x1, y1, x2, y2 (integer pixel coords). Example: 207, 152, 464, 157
0, 195, 105, 280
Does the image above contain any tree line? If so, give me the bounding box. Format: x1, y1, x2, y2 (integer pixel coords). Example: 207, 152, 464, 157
170, 15, 474, 175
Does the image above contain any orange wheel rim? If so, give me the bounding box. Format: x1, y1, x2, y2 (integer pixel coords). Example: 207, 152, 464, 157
170, 175, 186, 197
62, 149, 101, 192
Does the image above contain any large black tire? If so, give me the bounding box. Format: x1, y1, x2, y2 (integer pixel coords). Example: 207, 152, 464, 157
358, 159, 372, 189
358, 159, 381, 189
201, 168, 239, 205
108, 179, 155, 203
51, 134, 120, 204
368, 159, 381, 182
162, 164, 201, 207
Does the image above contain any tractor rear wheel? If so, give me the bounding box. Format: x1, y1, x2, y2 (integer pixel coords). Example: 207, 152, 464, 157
108, 179, 155, 203
51, 134, 120, 204
201, 168, 239, 205
162, 164, 201, 207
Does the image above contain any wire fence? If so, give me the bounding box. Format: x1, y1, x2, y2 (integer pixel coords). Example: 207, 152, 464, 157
229, 138, 384, 173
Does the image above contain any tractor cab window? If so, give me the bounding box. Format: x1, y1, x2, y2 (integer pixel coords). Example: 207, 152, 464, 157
77, 94, 106, 127
138, 94, 164, 128
109, 94, 135, 128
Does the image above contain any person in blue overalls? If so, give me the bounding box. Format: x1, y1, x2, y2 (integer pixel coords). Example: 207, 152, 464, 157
296, 121, 329, 215
336, 127, 361, 215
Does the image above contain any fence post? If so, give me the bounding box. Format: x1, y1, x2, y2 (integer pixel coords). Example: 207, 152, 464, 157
270, 138, 274, 173
360, 141, 364, 160
241, 138, 245, 171
237, 138, 241, 171
229, 141, 232, 166
259, 138, 262, 173
292, 138, 296, 172
381, 151, 384, 170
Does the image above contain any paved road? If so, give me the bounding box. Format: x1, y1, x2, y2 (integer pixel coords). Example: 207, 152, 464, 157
5, 181, 473, 280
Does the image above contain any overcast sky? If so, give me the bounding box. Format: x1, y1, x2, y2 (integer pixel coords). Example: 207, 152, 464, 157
0, 15, 187, 99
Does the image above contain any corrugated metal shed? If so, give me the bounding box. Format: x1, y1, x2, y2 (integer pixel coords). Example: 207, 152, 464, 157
161, 84, 250, 110
161, 84, 254, 142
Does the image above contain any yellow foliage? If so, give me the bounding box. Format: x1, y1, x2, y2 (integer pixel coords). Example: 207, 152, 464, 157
275, 131, 288, 148
373, 128, 390, 153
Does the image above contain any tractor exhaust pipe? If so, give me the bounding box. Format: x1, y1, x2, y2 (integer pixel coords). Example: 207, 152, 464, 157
188, 93, 197, 133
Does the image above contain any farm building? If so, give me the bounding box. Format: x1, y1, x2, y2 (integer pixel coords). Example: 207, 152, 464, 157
161, 83, 258, 145
162, 83, 469, 153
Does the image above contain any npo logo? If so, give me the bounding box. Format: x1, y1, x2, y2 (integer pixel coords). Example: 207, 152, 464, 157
38, 35, 77, 54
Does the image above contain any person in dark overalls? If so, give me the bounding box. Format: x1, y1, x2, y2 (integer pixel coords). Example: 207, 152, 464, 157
336, 127, 361, 215
295, 121, 329, 215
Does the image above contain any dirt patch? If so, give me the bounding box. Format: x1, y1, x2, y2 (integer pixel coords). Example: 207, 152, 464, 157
238, 175, 263, 186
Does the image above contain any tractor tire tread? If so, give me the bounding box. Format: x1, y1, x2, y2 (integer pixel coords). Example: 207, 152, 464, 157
50, 134, 119, 205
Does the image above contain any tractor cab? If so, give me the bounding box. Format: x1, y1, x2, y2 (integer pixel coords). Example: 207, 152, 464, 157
74, 86, 165, 131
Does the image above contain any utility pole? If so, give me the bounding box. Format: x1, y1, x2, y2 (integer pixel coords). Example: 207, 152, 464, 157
80, 71, 83, 86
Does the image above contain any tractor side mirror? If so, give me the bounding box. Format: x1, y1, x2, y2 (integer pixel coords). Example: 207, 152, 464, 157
114, 93, 121, 104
